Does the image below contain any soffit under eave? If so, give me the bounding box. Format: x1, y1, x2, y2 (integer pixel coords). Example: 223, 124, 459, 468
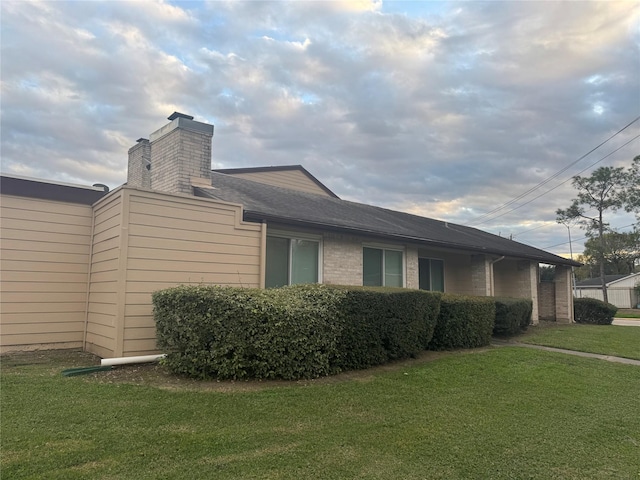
244, 212, 581, 268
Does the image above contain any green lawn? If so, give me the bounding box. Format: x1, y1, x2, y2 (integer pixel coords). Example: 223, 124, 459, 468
520, 323, 640, 360
614, 310, 640, 319
2, 347, 639, 479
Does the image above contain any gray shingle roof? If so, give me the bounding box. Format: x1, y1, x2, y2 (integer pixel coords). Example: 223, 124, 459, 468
213, 165, 339, 198
0, 174, 109, 205
575, 274, 630, 287
196, 172, 581, 267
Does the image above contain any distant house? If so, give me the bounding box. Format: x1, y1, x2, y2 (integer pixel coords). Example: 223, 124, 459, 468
575, 273, 640, 309
0, 113, 580, 358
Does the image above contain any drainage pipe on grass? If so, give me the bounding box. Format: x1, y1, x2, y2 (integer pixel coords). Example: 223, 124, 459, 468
100, 354, 166, 367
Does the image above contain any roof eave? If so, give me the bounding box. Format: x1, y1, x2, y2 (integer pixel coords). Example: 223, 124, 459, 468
244, 211, 582, 267
0, 174, 110, 205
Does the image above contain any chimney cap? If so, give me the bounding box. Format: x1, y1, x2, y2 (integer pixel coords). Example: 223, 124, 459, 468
136, 138, 149, 143
168, 112, 194, 121
93, 183, 110, 192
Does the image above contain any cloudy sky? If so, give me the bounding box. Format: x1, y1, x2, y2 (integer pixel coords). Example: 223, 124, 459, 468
1, 0, 639, 257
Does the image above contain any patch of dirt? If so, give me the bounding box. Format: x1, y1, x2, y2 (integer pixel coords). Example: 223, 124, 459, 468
87, 349, 467, 392
1, 348, 488, 393
1, 349, 98, 368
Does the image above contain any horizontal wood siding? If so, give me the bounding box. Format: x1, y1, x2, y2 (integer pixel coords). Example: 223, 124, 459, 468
576, 288, 636, 309
608, 275, 640, 288
0, 195, 92, 352
121, 189, 263, 356
228, 170, 331, 196
85, 192, 123, 358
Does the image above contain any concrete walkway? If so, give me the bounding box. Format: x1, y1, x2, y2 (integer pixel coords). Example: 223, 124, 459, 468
492, 340, 640, 366
612, 318, 640, 326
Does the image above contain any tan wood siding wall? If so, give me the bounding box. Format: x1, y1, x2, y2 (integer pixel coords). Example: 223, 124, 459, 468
85, 191, 123, 358
226, 170, 331, 196
120, 189, 264, 357
0, 195, 93, 352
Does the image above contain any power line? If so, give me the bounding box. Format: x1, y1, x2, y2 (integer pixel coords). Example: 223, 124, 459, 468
511, 208, 595, 238
470, 134, 640, 227
512, 207, 599, 237
512, 223, 554, 237
466, 115, 640, 226
541, 222, 638, 250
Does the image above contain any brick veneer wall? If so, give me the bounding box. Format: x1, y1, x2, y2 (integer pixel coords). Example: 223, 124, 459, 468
538, 282, 556, 321
150, 128, 212, 195
322, 233, 363, 285
405, 247, 419, 289
471, 254, 491, 296
554, 265, 574, 323
493, 259, 540, 324
127, 139, 151, 189
321, 233, 419, 288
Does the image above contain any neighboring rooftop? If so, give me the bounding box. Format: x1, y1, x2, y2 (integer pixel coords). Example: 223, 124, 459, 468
198, 172, 581, 267
213, 165, 339, 199
0, 173, 109, 205
576, 273, 639, 287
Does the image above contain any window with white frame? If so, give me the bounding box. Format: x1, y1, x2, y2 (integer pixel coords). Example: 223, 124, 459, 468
265, 234, 320, 288
363, 246, 404, 287
419, 257, 444, 292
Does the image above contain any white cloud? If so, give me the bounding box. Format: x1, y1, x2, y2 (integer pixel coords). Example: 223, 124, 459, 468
1, 0, 638, 255
336, 0, 382, 12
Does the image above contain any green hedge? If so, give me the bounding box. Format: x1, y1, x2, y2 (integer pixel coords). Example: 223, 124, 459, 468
428, 294, 496, 350
153, 284, 345, 380
153, 284, 441, 380
493, 297, 533, 336
574, 297, 618, 325
335, 287, 441, 370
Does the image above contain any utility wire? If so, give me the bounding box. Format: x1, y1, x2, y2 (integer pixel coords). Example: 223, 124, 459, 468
511, 206, 599, 237
470, 134, 640, 227
511, 223, 554, 237
466, 115, 640, 226
541, 222, 638, 250
511, 208, 595, 241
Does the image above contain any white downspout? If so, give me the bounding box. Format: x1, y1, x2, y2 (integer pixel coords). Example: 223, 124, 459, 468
489, 256, 505, 296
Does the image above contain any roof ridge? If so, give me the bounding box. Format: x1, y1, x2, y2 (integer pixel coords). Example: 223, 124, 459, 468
206, 171, 581, 267
212, 165, 339, 198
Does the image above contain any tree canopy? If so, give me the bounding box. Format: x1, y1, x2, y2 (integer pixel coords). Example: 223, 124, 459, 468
556, 161, 636, 303
580, 231, 640, 277
624, 155, 640, 223
556, 166, 628, 233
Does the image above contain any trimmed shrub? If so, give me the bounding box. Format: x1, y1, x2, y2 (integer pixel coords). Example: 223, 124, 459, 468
153, 284, 442, 380
574, 297, 617, 325
335, 287, 441, 371
493, 297, 533, 336
154, 284, 345, 380
428, 294, 496, 350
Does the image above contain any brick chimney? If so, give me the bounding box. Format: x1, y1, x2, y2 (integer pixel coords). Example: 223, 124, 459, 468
127, 138, 151, 189
127, 112, 214, 194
